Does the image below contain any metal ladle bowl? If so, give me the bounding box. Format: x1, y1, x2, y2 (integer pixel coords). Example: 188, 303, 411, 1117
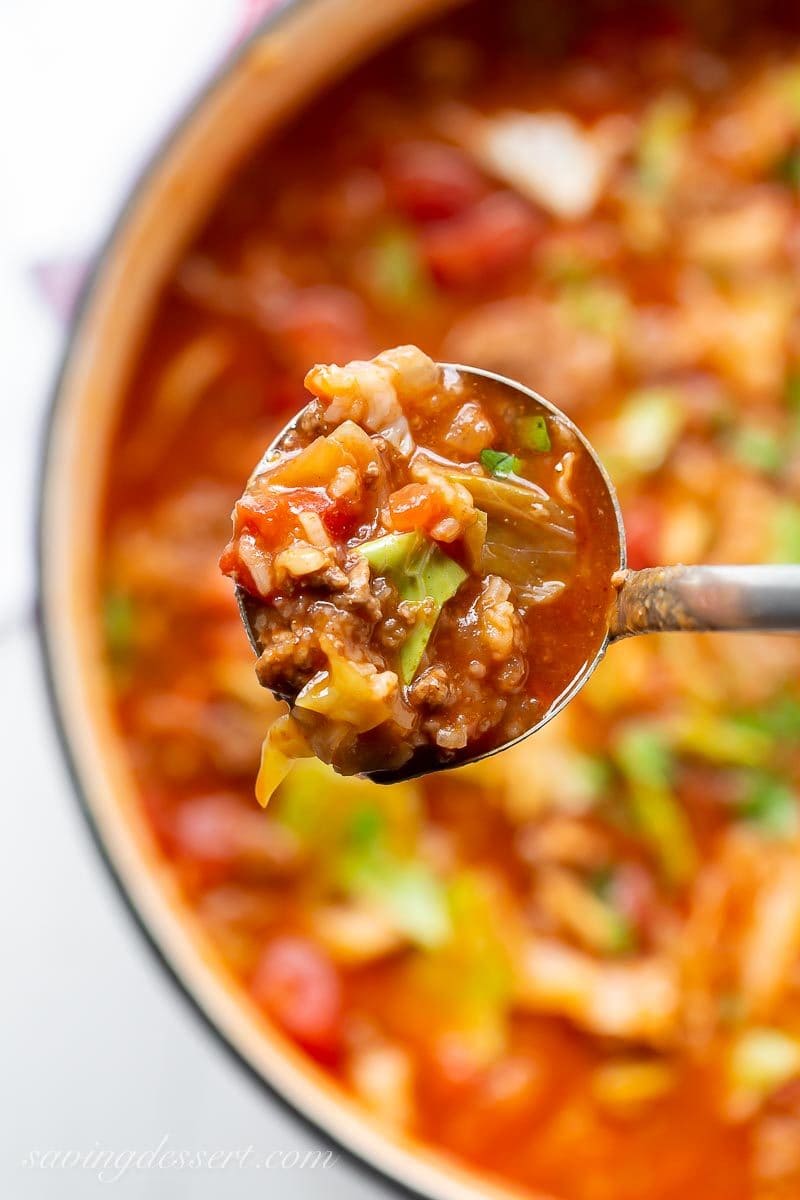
236, 364, 800, 782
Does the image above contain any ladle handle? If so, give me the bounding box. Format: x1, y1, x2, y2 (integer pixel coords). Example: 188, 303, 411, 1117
610, 565, 800, 641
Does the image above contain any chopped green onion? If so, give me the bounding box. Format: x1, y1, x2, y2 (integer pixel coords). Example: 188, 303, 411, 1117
368, 226, 432, 309
480, 448, 523, 478
356, 532, 466, 683
731, 426, 785, 476
517, 414, 551, 453
737, 773, 799, 839
614, 725, 696, 886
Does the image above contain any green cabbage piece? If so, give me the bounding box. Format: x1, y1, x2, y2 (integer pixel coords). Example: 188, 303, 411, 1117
356, 532, 467, 683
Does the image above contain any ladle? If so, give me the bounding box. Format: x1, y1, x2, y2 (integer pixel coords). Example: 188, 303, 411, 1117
236, 365, 800, 782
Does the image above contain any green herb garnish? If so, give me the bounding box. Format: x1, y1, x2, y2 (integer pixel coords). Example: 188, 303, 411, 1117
518, 414, 551, 453
479, 448, 522, 478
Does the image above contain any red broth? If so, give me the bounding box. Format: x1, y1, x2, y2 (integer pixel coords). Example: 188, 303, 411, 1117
102, 3, 800, 1196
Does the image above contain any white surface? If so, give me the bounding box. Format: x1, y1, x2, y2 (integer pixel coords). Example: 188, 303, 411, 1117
0, 4, 382, 1197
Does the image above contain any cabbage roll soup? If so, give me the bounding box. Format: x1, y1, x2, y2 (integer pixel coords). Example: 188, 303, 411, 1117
220, 347, 618, 791
102, 2, 800, 1198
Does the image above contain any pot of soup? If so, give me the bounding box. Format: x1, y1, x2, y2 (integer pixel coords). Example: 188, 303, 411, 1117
38, 2, 800, 1198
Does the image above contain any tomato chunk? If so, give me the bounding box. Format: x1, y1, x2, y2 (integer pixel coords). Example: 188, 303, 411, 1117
389, 483, 448, 532
232, 495, 292, 544
251, 936, 343, 1059
322, 501, 360, 541
422, 192, 541, 287
383, 141, 486, 222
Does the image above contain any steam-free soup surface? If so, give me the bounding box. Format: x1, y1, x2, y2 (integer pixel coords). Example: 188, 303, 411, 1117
102, 3, 800, 1197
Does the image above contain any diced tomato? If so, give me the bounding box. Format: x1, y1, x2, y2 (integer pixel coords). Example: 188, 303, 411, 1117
422, 192, 541, 288
624, 498, 662, 571
388, 483, 448, 532
221, 485, 345, 590
383, 141, 486, 222
284, 487, 334, 519
232, 494, 293, 545
251, 936, 343, 1060
236, 488, 332, 542
322, 501, 360, 541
